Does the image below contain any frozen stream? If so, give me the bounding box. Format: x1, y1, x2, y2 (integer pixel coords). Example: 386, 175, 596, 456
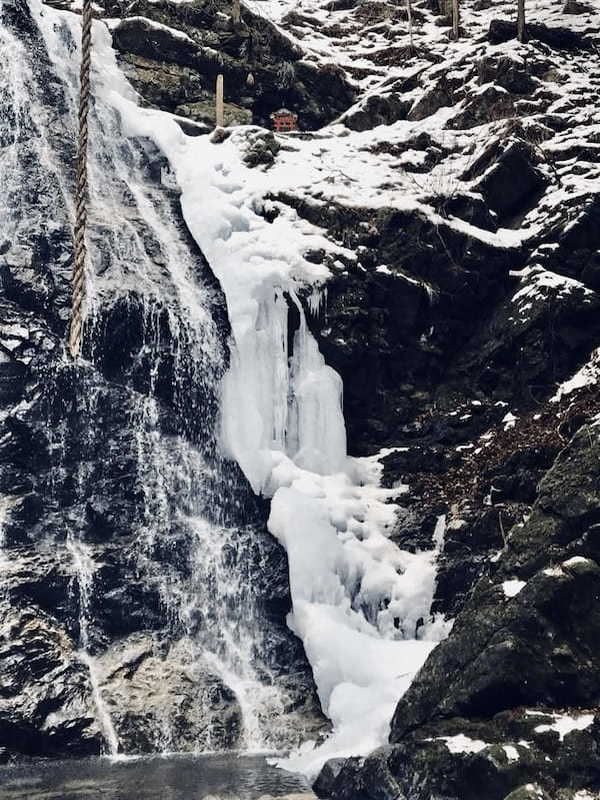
0, 0, 451, 778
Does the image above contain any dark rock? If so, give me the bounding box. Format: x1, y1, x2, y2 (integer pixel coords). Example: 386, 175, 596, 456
409, 75, 457, 121
476, 140, 547, 222
562, 0, 594, 13
392, 426, 600, 737
447, 85, 516, 130
110, 4, 356, 129
488, 18, 594, 50
316, 425, 600, 800
477, 54, 538, 95
438, 193, 499, 232
344, 93, 412, 131
241, 129, 281, 168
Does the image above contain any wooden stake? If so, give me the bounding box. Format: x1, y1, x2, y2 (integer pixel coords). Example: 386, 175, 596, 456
452, 0, 459, 40
517, 0, 526, 42
216, 74, 224, 128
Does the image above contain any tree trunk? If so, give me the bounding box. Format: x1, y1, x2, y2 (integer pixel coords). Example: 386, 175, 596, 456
517, 0, 526, 42
406, 0, 414, 50
216, 74, 224, 128
232, 0, 241, 25
452, 0, 460, 40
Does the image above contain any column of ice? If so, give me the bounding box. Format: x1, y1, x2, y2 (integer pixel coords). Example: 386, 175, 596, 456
288, 301, 346, 476
221, 286, 346, 493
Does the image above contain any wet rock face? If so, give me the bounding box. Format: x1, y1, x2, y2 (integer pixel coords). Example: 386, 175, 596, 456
0, 601, 102, 757
97, 635, 244, 753
109, 0, 356, 129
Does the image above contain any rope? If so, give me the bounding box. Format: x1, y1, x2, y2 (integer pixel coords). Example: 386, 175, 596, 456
69, 0, 93, 359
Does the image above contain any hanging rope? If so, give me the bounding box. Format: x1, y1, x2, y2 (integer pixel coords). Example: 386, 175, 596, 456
69, 0, 93, 360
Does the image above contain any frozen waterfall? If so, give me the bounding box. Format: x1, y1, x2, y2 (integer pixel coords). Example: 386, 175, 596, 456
114, 55, 451, 776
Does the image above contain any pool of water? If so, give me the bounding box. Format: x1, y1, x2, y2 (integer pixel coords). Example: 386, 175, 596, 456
0, 754, 311, 800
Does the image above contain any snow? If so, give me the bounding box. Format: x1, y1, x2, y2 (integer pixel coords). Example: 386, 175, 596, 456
431, 734, 489, 754
543, 566, 564, 577
502, 580, 526, 598
534, 712, 595, 740
563, 556, 594, 569
552, 348, 600, 402
503, 745, 520, 762
104, 16, 196, 44
512, 266, 595, 317
502, 412, 518, 430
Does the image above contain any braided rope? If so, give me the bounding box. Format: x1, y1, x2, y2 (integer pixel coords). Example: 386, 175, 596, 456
68, 0, 93, 359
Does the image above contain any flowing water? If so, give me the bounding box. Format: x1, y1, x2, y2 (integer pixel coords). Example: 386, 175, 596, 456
0, 0, 303, 757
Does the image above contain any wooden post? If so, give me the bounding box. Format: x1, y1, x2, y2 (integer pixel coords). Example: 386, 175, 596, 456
517, 0, 526, 42
216, 74, 224, 128
452, 0, 459, 39
406, 0, 414, 50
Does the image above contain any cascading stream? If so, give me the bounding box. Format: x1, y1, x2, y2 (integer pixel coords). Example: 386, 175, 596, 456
66, 534, 120, 756
1, 0, 308, 756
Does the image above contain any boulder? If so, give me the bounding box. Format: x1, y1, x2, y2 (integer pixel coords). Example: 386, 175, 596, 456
98, 635, 243, 753
475, 140, 547, 221
477, 54, 538, 95
487, 18, 594, 50
447, 85, 516, 130
344, 93, 412, 131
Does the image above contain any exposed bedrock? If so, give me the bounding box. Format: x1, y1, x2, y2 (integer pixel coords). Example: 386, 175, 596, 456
316, 425, 600, 800
109, 0, 357, 129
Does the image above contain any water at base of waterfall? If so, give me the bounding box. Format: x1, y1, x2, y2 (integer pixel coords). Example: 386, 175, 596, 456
0, 755, 310, 800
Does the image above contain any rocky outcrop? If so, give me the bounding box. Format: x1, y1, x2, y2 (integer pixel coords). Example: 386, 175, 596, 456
316, 425, 600, 799
109, 0, 356, 129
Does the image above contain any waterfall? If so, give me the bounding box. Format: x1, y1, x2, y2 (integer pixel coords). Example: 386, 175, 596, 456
1, 0, 309, 755
114, 81, 452, 774
1, 0, 450, 771
66, 535, 120, 756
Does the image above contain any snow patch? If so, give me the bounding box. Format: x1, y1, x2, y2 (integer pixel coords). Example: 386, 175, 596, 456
552, 348, 600, 402
535, 712, 595, 740
502, 580, 526, 598
433, 734, 489, 754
